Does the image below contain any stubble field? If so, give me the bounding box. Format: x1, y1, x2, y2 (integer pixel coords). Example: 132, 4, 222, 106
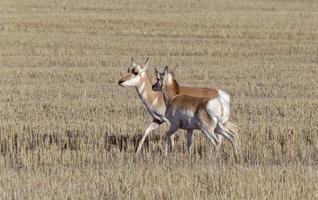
0, 0, 317, 199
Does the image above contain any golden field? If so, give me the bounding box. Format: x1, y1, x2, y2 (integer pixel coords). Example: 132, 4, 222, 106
0, 0, 317, 199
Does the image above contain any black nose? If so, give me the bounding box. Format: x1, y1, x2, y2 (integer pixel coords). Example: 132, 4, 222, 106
118, 80, 124, 86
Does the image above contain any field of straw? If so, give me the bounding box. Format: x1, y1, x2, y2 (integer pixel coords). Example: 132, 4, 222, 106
0, 0, 317, 199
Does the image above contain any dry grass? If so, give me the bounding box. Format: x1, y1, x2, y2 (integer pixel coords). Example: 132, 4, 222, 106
0, 0, 318, 199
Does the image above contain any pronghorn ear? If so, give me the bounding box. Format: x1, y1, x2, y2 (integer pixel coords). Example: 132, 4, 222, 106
144, 57, 149, 68
154, 67, 158, 74
140, 57, 149, 73
164, 66, 169, 75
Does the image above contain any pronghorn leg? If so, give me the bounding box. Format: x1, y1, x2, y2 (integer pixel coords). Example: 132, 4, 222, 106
164, 126, 178, 156
215, 134, 223, 155
200, 124, 221, 158
225, 122, 241, 162
224, 121, 240, 149
224, 121, 238, 138
217, 123, 240, 162
170, 134, 175, 150
186, 130, 193, 155
208, 128, 221, 159
135, 121, 160, 155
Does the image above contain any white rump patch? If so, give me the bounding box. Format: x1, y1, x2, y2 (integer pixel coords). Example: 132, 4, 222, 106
207, 95, 230, 124
218, 89, 230, 104
216, 90, 231, 124
207, 98, 222, 122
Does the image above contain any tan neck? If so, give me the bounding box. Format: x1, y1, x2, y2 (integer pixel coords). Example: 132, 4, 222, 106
162, 73, 179, 104
135, 72, 164, 111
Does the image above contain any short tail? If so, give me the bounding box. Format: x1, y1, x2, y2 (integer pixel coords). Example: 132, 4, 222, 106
217, 89, 230, 104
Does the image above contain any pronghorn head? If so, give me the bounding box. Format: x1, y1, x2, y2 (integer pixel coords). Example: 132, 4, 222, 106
118, 57, 149, 87
152, 65, 178, 92
152, 66, 166, 91
152, 66, 170, 92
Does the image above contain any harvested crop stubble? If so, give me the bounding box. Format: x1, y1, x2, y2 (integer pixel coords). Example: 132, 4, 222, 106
0, 0, 317, 199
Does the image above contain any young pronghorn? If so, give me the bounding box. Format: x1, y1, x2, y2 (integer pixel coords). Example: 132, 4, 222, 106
118, 58, 238, 156
153, 67, 239, 155
152, 67, 239, 160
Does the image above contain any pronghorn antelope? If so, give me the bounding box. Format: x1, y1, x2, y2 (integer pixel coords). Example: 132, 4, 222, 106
118, 58, 238, 156
118, 58, 166, 154
153, 67, 239, 154
152, 67, 239, 161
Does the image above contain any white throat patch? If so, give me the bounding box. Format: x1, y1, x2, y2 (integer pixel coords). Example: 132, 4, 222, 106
138, 82, 145, 93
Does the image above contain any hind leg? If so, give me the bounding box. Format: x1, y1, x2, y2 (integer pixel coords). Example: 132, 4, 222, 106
215, 134, 223, 156
216, 122, 240, 162
199, 123, 221, 158
223, 121, 241, 151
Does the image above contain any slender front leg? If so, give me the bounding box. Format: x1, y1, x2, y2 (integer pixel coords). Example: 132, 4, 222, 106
164, 127, 177, 156
186, 130, 193, 155
135, 121, 161, 155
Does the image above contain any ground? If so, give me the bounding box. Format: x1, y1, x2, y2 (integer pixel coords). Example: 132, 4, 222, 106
0, 0, 317, 199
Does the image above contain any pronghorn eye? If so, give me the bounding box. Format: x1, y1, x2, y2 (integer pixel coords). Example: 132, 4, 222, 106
131, 69, 138, 75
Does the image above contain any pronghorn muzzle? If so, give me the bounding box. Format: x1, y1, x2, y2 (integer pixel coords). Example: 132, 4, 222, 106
118, 79, 124, 86
152, 82, 162, 91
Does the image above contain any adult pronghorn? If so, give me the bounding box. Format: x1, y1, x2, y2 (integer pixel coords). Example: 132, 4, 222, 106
152, 66, 239, 161
118, 58, 237, 156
